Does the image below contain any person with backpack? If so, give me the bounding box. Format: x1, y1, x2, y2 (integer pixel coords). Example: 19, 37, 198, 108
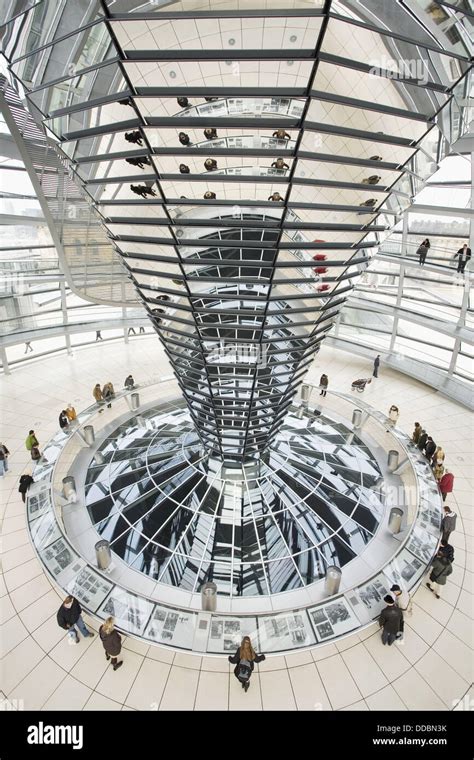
228, 635, 266, 692
18, 472, 34, 503
427, 549, 453, 598
25, 430, 40, 460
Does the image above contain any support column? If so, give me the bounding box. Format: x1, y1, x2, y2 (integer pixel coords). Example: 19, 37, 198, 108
60, 280, 72, 354
389, 209, 408, 352
0, 345, 10, 375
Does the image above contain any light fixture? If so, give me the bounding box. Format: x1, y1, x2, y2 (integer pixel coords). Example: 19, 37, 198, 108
169, 70, 177, 79
287, 61, 294, 67
228, 38, 236, 45
290, 35, 297, 42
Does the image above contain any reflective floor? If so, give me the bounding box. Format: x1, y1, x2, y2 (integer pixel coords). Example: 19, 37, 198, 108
1, 340, 471, 711
85, 404, 383, 595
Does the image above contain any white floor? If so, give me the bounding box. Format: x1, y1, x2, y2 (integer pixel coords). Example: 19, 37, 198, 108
0, 338, 472, 711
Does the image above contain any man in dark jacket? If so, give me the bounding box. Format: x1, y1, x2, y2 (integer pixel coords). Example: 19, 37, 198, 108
57, 595, 94, 643
378, 595, 403, 646
18, 473, 34, 503
417, 429, 428, 451
424, 436, 436, 460
454, 243, 471, 273
439, 540, 455, 563
373, 354, 380, 377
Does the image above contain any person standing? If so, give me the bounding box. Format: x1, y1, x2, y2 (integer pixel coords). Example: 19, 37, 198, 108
441, 506, 457, 544
433, 461, 445, 482
0, 442, 10, 476
427, 550, 453, 598
25, 430, 40, 460
387, 405, 399, 430
417, 429, 428, 452
228, 636, 266, 692
373, 354, 380, 377
424, 436, 436, 461
59, 410, 69, 431
378, 595, 403, 646
102, 381, 115, 408
412, 422, 422, 445
439, 469, 454, 502
319, 374, 328, 397
178, 132, 191, 146
56, 595, 94, 643
18, 473, 34, 503
66, 404, 77, 423
99, 617, 123, 671
431, 446, 445, 467
93, 383, 104, 412
390, 584, 412, 640
453, 243, 471, 274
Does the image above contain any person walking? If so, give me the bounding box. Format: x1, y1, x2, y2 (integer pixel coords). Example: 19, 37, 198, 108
416, 238, 430, 266
24, 341, 33, 353
390, 584, 412, 640
56, 595, 94, 643
378, 595, 403, 646
453, 243, 471, 274
0, 442, 10, 477
127, 326, 136, 336
319, 373, 328, 397
427, 550, 453, 598
95, 330, 103, 341
18, 472, 34, 503
66, 404, 77, 422
424, 436, 436, 461
228, 636, 265, 692
124, 374, 135, 390
439, 469, 454, 502
124, 130, 143, 146
372, 354, 381, 377
362, 175, 381, 185
99, 617, 123, 671
25, 430, 40, 461
412, 422, 422, 445
386, 405, 399, 430
125, 156, 149, 169
130, 184, 157, 199
441, 506, 457, 544
59, 410, 69, 431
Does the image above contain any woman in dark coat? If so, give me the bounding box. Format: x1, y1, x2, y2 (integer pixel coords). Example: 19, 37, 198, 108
427, 551, 453, 599
228, 635, 265, 692
18, 473, 34, 502
99, 617, 123, 671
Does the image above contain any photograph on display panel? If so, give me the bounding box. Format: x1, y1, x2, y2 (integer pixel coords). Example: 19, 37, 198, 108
258, 611, 315, 652
98, 589, 154, 636
144, 605, 196, 648
27, 483, 54, 521
29, 510, 62, 551
206, 616, 259, 654
67, 567, 114, 611
308, 596, 360, 640
405, 525, 439, 565
346, 574, 394, 625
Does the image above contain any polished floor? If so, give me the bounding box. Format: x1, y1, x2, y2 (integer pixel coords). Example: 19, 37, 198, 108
0, 338, 472, 711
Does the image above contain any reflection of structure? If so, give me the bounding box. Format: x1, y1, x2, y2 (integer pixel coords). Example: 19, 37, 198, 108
1, 1, 470, 458
84, 403, 384, 597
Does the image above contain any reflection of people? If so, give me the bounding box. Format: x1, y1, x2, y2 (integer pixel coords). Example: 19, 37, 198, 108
204, 127, 218, 140
130, 184, 157, 198
203, 191, 216, 199
228, 636, 266, 693
204, 158, 218, 171
179, 164, 190, 173
319, 373, 328, 397
95, 330, 103, 341
416, 238, 430, 266
268, 192, 283, 202
271, 157, 289, 170
362, 175, 381, 184
24, 341, 33, 354
177, 96, 189, 108
127, 327, 136, 335
373, 354, 380, 377
124, 130, 143, 146
139, 326, 145, 334
272, 129, 290, 140
453, 243, 471, 273
179, 131, 191, 146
